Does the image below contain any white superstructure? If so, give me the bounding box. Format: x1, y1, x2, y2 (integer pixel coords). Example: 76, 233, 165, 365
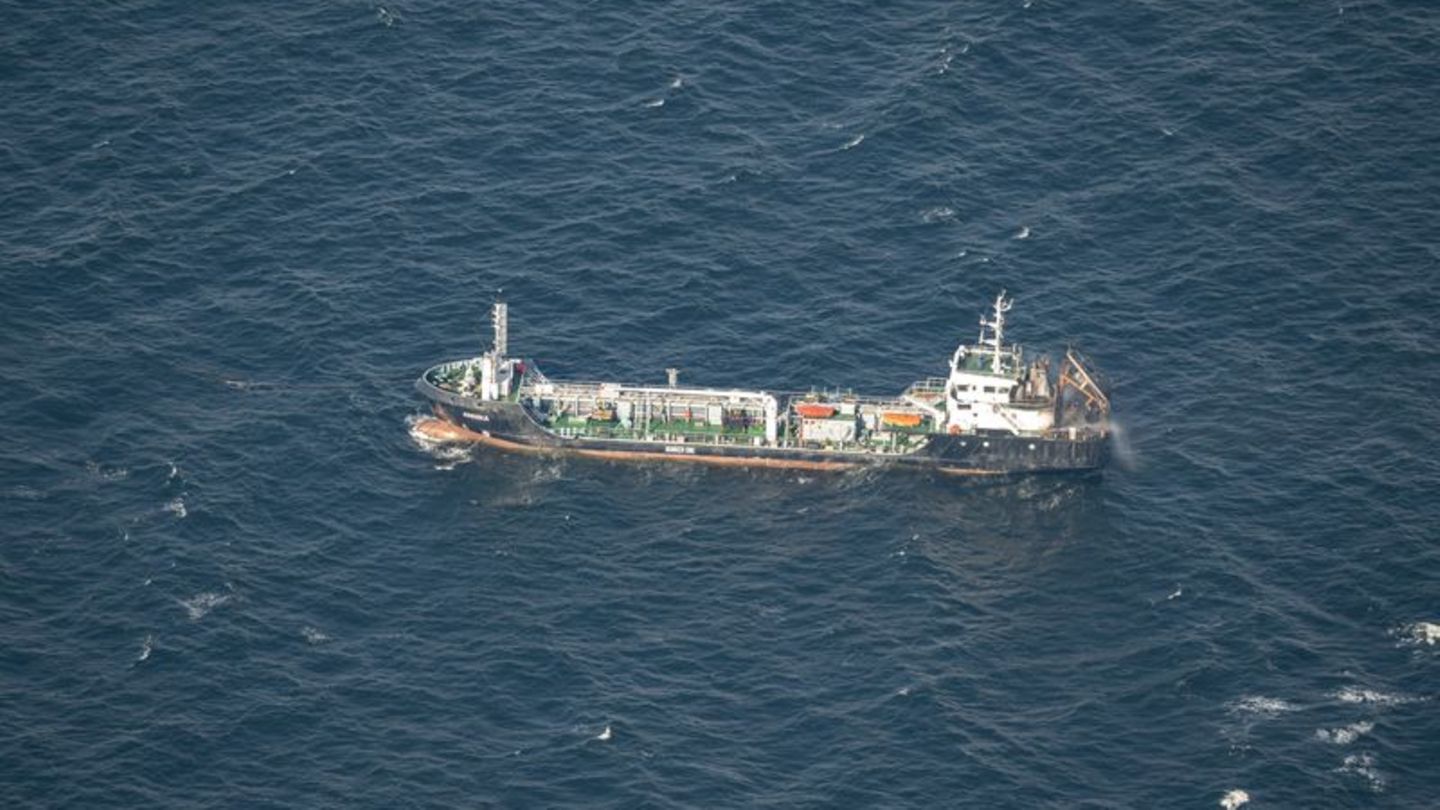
478, 300, 520, 402
944, 291, 1057, 435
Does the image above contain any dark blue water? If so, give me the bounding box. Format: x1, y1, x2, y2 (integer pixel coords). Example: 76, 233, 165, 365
3, 2, 1438, 806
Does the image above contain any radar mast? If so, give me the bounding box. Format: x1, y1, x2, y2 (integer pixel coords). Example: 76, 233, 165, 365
978, 290, 1012, 374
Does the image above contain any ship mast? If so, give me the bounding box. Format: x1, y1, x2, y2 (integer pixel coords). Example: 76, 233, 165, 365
492, 300, 508, 358
979, 290, 1012, 374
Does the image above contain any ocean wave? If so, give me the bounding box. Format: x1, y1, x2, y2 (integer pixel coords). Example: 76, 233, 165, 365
180, 592, 230, 621
1315, 720, 1373, 745
1337, 753, 1385, 792
1395, 621, 1440, 647
1333, 687, 1423, 707
85, 460, 130, 481
1227, 696, 1297, 717
1218, 789, 1249, 809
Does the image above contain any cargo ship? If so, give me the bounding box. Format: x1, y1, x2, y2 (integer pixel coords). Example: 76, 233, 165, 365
413, 293, 1111, 475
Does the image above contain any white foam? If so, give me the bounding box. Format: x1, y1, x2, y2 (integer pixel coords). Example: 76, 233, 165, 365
1218, 789, 1249, 810
164, 497, 187, 518
921, 206, 956, 223
1014, 225, 1031, 240
1315, 720, 1373, 744
842, 133, 865, 150
1399, 621, 1440, 646
181, 592, 229, 621
167, 460, 180, 481
406, 414, 474, 468
138, 634, 154, 662
669, 76, 683, 89
301, 626, 329, 645
596, 724, 613, 741
1337, 752, 1385, 792
1334, 687, 1422, 707
1167, 586, 1183, 601
644, 98, 665, 108
1228, 696, 1297, 717
86, 460, 130, 481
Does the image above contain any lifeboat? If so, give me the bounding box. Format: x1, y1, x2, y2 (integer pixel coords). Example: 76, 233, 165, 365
795, 403, 837, 419
881, 411, 924, 428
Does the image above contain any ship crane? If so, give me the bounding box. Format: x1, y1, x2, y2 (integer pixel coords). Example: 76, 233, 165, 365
1057, 348, 1111, 414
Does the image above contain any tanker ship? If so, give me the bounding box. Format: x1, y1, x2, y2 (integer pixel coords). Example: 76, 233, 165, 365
413, 293, 1111, 475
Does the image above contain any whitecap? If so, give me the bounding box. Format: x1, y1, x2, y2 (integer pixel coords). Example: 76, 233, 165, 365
1014, 224, 1031, 240
596, 724, 613, 741
1167, 586, 1183, 601
1337, 752, 1385, 792
1228, 696, 1296, 717
1315, 720, 1373, 744
1218, 789, 1249, 810
669, 76, 683, 89
138, 634, 154, 661
301, 626, 330, 645
644, 98, 665, 108
164, 497, 187, 518
921, 206, 956, 223
1398, 621, 1440, 646
85, 460, 130, 481
1334, 687, 1421, 707
842, 133, 865, 150
180, 592, 229, 621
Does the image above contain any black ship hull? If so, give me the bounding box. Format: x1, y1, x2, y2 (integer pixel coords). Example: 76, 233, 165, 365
416, 381, 1108, 476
